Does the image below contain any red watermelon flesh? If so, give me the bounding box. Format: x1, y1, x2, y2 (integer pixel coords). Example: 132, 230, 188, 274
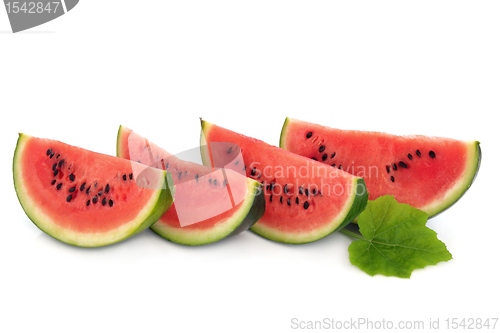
280, 118, 481, 217
13, 134, 174, 247
200, 120, 368, 244
117, 126, 265, 246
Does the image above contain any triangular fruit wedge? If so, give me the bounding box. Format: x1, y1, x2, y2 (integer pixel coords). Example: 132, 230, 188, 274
117, 126, 265, 246
280, 117, 481, 218
200, 120, 368, 244
13, 134, 174, 247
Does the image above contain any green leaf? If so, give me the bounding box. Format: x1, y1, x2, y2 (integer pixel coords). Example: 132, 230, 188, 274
348, 195, 452, 278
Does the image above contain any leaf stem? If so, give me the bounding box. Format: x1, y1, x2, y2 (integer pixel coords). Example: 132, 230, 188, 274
340, 227, 365, 240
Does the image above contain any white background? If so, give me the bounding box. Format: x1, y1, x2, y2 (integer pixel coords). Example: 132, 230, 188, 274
1, 1, 499, 332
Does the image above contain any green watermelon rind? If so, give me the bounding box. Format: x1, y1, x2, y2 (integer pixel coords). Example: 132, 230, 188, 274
420, 141, 481, 218
117, 125, 266, 246
249, 178, 368, 244
280, 117, 481, 219
199, 119, 212, 168
149, 178, 265, 246
13, 133, 175, 248
279, 117, 293, 151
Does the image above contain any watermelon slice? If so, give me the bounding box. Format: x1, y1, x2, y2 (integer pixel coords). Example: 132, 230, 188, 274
280, 118, 481, 218
13, 134, 174, 247
200, 120, 369, 244
116, 126, 265, 246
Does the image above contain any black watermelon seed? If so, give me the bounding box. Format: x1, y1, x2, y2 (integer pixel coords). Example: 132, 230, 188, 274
429, 151, 436, 158
319, 145, 325, 153
94, 181, 98, 188
68, 186, 76, 193
123, 174, 127, 181
243, 165, 246, 171
322, 154, 327, 161
109, 200, 114, 207
50, 152, 55, 158
129, 173, 133, 180
214, 179, 218, 186
92, 196, 98, 204
303, 201, 310, 210
391, 176, 395, 182
270, 182, 275, 191
209, 178, 212, 184
195, 174, 199, 181
331, 153, 336, 159
105, 184, 110, 193
80, 183, 86, 191
46, 149, 52, 156
98, 190, 103, 196
408, 153, 413, 160
306, 132, 313, 139
393, 163, 397, 171
51, 179, 56, 185
311, 157, 317, 161
269, 195, 273, 202
305, 189, 309, 196
284, 184, 288, 194
66, 194, 72, 202
69, 174, 75, 182
312, 188, 317, 196
296, 197, 299, 204
235, 160, 239, 165
287, 198, 291, 206
280, 196, 283, 203
251, 168, 256, 176
416, 150, 421, 157
52, 163, 57, 171
53, 169, 59, 177
399, 161, 408, 168
56, 183, 62, 190
331, 164, 335, 168
102, 198, 107, 206
338, 165, 342, 170
58, 160, 64, 168
86, 186, 91, 195
86, 200, 90, 206
56, 154, 60, 159
386, 165, 390, 173
227, 147, 232, 154
299, 186, 304, 195
178, 172, 182, 179
165, 163, 169, 169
